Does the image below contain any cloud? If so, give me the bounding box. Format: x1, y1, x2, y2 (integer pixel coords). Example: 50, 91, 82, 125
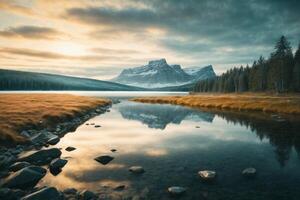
0, 1, 35, 16
64, 0, 300, 57
0, 25, 64, 40
0, 47, 121, 61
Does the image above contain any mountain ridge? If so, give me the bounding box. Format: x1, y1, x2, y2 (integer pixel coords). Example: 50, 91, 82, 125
112, 59, 216, 88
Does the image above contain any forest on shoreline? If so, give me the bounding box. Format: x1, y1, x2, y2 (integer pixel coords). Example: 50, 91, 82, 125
194, 36, 300, 93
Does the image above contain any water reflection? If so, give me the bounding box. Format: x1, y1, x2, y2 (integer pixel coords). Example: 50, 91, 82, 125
117, 102, 214, 129
39, 101, 300, 199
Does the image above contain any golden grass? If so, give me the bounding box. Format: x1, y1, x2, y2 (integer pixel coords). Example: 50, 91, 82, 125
0, 94, 111, 144
132, 93, 300, 115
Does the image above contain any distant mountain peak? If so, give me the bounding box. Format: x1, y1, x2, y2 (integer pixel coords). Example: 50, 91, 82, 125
148, 58, 167, 66
112, 59, 216, 88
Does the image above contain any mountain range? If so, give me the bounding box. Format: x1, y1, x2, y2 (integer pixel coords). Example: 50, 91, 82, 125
112, 58, 216, 88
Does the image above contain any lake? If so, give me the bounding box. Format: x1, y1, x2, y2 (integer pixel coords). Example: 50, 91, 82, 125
35, 95, 300, 200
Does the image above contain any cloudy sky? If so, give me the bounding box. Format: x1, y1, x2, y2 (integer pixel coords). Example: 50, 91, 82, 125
0, 0, 299, 79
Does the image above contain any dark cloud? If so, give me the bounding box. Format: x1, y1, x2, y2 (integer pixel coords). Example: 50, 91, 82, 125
65, 0, 300, 66
0, 26, 63, 40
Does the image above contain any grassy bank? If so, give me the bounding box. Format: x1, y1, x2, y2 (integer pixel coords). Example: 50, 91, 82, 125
0, 94, 111, 143
132, 93, 300, 115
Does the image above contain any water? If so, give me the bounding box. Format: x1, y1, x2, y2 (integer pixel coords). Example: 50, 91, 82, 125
39, 100, 300, 200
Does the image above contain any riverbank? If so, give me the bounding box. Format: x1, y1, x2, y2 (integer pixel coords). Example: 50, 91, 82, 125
0, 94, 111, 199
132, 93, 300, 115
0, 94, 111, 144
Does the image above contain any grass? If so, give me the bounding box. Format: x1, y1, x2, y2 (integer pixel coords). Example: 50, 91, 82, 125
132, 93, 300, 115
0, 94, 111, 144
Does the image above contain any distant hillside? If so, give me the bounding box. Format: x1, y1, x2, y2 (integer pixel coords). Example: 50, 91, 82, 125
0, 69, 145, 91
112, 59, 216, 88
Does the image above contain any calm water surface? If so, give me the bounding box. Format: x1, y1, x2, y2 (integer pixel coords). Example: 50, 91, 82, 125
39, 100, 300, 200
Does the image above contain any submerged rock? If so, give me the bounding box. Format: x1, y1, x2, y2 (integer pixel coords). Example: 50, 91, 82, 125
168, 186, 186, 196
94, 125, 101, 128
21, 187, 63, 200
50, 158, 68, 170
79, 189, 97, 200
65, 146, 76, 152
94, 155, 114, 165
18, 148, 62, 165
114, 185, 125, 191
242, 167, 257, 177
198, 170, 217, 181
2, 166, 46, 189
9, 161, 31, 172
129, 166, 145, 174
110, 149, 117, 153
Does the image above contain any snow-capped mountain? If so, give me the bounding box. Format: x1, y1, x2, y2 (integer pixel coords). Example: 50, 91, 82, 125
184, 65, 216, 80
112, 59, 216, 88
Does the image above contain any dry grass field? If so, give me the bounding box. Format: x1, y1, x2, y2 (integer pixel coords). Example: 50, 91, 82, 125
0, 94, 110, 143
132, 93, 300, 115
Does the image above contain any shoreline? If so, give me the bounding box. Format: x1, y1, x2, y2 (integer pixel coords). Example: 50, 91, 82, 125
132, 93, 300, 115
0, 94, 111, 199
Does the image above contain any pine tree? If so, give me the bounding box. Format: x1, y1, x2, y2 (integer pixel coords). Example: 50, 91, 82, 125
293, 43, 300, 92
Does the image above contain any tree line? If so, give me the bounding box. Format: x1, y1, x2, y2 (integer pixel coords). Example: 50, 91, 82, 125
193, 36, 300, 93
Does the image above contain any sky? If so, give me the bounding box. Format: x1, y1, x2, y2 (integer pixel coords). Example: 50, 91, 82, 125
0, 0, 299, 80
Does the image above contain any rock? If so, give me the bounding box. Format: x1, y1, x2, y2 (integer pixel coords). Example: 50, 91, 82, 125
129, 166, 145, 174
0, 188, 26, 200
198, 170, 216, 181
30, 131, 57, 144
21, 187, 63, 200
90, 123, 95, 125
168, 186, 186, 196
47, 136, 60, 145
0, 155, 15, 168
18, 148, 62, 165
94, 155, 114, 165
63, 188, 77, 194
9, 161, 31, 172
94, 125, 101, 128
79, 189, 97, 200
50, 158, 68, 170
114, 185, 125, 191
242, 167, 257, 177
65, 146, 76, 152
110, 149, 117, 152
1, 166, 46, 189
195, 126, 200, 128
85, 123, 89, 125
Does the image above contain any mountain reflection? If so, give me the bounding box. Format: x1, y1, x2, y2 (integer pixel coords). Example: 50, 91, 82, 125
117, 102, 214, 129
118, 102, 300, 167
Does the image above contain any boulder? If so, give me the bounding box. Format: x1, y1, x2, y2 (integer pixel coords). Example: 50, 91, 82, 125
65, 146, 76, 152
18, 148, 62, 165
50, 158, 68, 170
1, 166, 46, 189
94, 155, 114, 165
198, 170, 216, 181
129, 166, 145, 174
9, 161, 31, 172
21, 187, 63, 200
168, 186, 186, 196
0, 188, 26, 200
242, 167, 257, 177
63, 188, 77, 194
47, 136, 60, 145
79, 189, 97, 200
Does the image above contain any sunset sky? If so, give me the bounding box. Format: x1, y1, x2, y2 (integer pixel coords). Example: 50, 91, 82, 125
0, 0, 299, 80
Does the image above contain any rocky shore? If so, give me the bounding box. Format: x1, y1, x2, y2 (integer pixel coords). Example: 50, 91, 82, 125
0, 104, 111, 200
